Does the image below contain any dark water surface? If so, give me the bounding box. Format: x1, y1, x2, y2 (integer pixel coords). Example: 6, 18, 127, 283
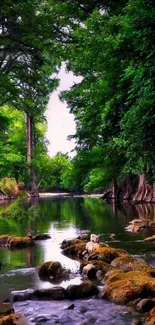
0, 197, 155, 324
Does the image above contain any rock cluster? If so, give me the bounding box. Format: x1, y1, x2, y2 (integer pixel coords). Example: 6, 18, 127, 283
0, 233, 51, 248
59, 232, 155, 325
1, 231, 155, 325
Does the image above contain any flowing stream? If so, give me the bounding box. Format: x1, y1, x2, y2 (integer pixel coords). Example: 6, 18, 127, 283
0, 197, 155, 324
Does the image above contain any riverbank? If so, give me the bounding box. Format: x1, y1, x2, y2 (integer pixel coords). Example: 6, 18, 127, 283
39, 193, 104, 198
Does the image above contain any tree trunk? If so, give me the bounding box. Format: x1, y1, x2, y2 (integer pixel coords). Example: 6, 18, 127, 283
26, 113, 39, 197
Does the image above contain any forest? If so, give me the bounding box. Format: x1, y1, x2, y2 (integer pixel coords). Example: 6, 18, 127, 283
1, 0, 155, 202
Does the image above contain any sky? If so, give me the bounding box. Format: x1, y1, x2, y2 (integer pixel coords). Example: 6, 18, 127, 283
46, 64, 81, 157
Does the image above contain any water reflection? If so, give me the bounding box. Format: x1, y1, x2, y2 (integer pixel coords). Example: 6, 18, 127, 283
0, 197, 155, 291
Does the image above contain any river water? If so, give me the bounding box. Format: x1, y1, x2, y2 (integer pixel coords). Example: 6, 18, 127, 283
0, 197, 155, 324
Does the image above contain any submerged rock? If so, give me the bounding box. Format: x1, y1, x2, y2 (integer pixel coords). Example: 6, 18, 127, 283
33, 287, 66, 300
66, 282, 99, 299
38, 261, 70, 279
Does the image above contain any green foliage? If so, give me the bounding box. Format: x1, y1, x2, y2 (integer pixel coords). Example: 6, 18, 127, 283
0, 106, 27, 181
35, 152, 72, 191
61, 0, 155, 191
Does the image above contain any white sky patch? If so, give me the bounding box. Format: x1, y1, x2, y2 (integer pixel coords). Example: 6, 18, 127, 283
46, 64, 82, 157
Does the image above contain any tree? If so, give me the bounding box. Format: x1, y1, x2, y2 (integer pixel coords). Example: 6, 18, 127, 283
61, 0, 155, 198
0, 0, 61, 194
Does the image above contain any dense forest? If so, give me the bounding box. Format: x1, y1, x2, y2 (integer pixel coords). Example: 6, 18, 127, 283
0, 0, 155, 201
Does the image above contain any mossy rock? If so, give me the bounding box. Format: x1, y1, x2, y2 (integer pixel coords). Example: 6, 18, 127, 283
62, 243, 86, 257
60, 239, 83, 249
101, 270, 155, 304
0, 313, 24, 325
0, 235, 34, 248
88, 247, 129, 263
9, 236, 34, 248
144, 307, 155, 325
66, 282, 99, 299
38, 261, 67, 278
33, 287, 66, 300
82, 260, 114, 279
111, 256, 154, 272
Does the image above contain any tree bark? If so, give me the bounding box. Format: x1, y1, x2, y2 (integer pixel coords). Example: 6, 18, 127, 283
26, 113, 39, 197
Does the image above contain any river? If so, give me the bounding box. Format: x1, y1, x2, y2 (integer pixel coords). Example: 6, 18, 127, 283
0, 197, 155, 324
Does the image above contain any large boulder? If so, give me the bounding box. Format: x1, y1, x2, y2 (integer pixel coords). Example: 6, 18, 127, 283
38, 261, 70, 279
101, 269, 155, 304
111, 256, 155, 272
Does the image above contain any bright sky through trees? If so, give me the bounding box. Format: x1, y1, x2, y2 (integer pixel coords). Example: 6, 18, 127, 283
46, 64, 81, 157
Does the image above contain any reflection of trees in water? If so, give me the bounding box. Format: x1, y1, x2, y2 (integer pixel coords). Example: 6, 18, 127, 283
116, 202, 155, 222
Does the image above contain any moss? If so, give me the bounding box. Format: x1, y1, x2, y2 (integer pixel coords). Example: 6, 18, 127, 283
0, 313, 22, 325
102, 270, 155, 304
38, 261, 64, 278
62, 243, 86, 257
88, 246, 129, 263
111, 256, 154, 272
144, 307, 155, 325
9, 236, 34, 248
0, 235, 34, 248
